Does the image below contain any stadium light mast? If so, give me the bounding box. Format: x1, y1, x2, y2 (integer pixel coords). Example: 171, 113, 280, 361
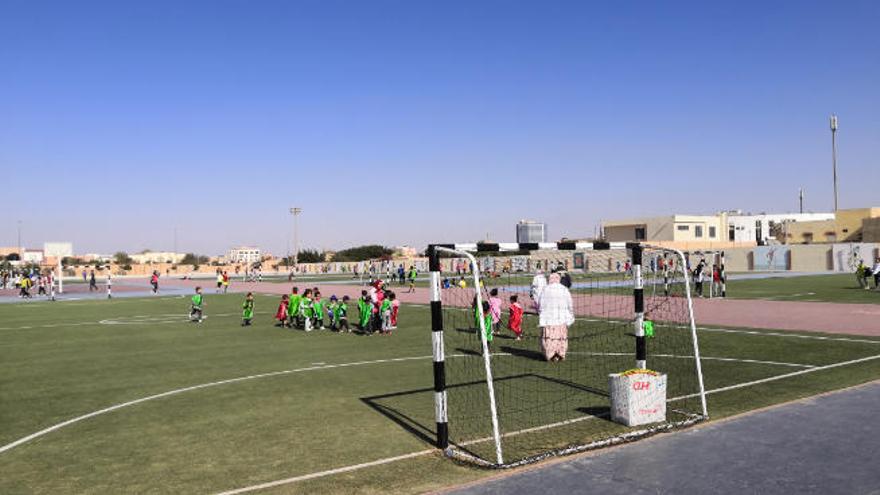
290, 207, 303, 267
830, 114, 839, 211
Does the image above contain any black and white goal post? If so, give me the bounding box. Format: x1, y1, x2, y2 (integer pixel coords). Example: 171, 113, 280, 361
429, 241, 708, 468
428, 244, 504, 465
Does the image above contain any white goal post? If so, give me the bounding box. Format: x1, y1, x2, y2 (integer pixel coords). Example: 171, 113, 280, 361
427, 241, 708, 467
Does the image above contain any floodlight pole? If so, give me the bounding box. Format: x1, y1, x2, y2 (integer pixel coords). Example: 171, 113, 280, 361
290, 207, 302, 268
830, 115, 839, 211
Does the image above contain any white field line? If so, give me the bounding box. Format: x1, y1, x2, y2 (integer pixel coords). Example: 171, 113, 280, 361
215, 352, 880, 495
0, 350, 814, 456
0, 355, 439, 456
569, 351, 814, 369
0, 311, 276, 331
668, 353, 880, 402
214, 449, 437, 495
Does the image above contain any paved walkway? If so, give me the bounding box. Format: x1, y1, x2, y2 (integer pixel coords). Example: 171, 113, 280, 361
445, 381, 880, 495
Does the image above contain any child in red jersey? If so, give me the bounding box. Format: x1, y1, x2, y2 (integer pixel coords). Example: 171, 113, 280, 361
507, 294, 524, 340
390, 292, 400, 329
276, 294, 289, 327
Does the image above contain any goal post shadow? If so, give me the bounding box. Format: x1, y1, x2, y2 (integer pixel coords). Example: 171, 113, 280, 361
360, 372, 615, 453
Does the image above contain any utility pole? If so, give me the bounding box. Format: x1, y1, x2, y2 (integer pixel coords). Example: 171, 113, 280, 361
17, 220, 21, 256
290, 207, 302, 267
830, 114, 839, 211
799, 188, 804, 214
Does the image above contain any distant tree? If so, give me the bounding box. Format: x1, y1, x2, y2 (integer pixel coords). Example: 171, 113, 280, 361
5, 253, 20, 261
113, 252, 134, 265
333, 245, 394, 262
180, 253, 209, 265
61, 256, 86, 266
296, 249, 324, 263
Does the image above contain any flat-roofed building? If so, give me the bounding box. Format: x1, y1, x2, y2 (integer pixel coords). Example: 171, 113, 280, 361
785, 207, 880, 244
603, 215, 726, 244
516, 220, 547, 243
43, 242, 73, 258
131, 252, 187, 264
227, 246, 261, 264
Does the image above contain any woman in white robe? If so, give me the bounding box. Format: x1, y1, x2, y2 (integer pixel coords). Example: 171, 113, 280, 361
538, 273, 575, 361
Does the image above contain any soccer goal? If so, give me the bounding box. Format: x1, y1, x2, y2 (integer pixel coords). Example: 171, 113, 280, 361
427, 241, 708, 467
684, 250, 727, 298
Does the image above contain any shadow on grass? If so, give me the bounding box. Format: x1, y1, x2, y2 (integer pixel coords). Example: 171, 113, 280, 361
361, 373, 611, 457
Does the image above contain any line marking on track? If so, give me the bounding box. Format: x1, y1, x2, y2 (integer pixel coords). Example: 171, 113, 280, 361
214, 352, 880, 495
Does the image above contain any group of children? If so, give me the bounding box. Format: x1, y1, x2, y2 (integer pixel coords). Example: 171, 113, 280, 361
274, 282, 401, 334
356, 281, 401, 334
187, 282, 404, 334
274, 287, 353, 332
472, 288, 525, 347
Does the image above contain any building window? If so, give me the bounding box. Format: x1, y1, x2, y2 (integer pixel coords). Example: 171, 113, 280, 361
709, 226, 716, 238
634, 227, 646, 241
729, 226, 735, 241
676, 225, 690, 231
695, 226, 703, 238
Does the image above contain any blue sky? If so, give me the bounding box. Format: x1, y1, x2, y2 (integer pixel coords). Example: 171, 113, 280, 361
2, 0, 878, 255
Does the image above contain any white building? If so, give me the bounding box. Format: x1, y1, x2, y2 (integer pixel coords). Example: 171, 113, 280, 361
43, 242, 73, 258
23, 249, 44, 263
130, 252, 187, 264
83, 253, 113, 262
516, 220, 547, 243
227, 246, 262, 264
726, 212, 835, 244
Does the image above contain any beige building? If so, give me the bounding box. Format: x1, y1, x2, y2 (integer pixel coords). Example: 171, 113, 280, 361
227, 246, 261, 264
784, 207, 880, 244
603, 214, 734, 249
131, 251, 187, 264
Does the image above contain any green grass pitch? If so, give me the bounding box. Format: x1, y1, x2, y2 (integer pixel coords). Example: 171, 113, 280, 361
1, 293, 879, 493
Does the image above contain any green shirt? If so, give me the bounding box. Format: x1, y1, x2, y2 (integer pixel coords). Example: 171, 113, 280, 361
301, 297, 314, 317
336, 302, 348, 319
474, 307, 493, 342
192, 294, 203, 306
288, 294, 301, 313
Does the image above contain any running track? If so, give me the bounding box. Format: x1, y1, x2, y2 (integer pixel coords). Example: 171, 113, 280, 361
160, 278, 880, 337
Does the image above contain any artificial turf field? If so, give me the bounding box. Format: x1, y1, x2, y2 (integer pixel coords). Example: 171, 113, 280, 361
1, 293, 879, 494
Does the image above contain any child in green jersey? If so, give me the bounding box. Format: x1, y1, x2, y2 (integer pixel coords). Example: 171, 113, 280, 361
327, 295, 338, 331
357, 290, 372, 333
380, 295, 393, 334
337, 295, 351, 333
287, 287, 301, 329
301, 289, 314, 332
313, 291, 325, 330
241, 292, 255, 326
472, 297, 493, 345
190, 287, 204, 323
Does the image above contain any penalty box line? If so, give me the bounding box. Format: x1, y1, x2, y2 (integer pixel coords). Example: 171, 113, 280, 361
213, 352, 880, 494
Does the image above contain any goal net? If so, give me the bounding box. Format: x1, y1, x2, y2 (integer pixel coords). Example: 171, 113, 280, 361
428, 242, 707, 467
